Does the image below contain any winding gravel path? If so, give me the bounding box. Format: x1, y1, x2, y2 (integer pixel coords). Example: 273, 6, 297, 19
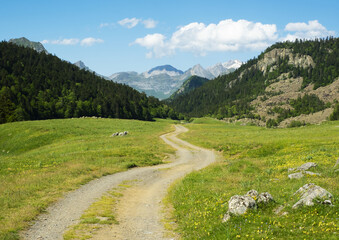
22, 125, 215, 240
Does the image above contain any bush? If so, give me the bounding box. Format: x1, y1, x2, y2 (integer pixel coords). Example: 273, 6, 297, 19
329, 103, 339, 121
266, 118, 278, 128
288, 120, 306, 128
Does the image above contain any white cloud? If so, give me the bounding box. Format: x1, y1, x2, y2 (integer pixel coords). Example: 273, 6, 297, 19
118, 17, 141, 29
285, 20, 325, 32
80, 37, 104, 46
134, 19, 278, 58
41, 38, 103, 46
134, 33, 169, 58
283, 20, 335, 41
50, 38, 80, 45
142, 19, 157, 29
117, 17, 157, 29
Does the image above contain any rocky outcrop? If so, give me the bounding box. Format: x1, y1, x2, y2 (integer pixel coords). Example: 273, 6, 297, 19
289, 162, 317, 172
288, 162, 321, 179
222, 189, 274, 222
292, 183, 333, 208
257, 48, 315, 74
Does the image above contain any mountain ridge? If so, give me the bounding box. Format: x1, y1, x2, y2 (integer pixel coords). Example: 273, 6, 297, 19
109, 60, 242, 99
9, 37, 47, 53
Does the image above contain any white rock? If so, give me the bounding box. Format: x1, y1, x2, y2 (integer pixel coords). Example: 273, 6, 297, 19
292, 183, 333, 209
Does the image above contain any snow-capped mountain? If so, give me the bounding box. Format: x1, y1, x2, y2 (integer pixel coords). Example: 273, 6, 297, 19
207, 60, 243, 77
109, 61, 242, 99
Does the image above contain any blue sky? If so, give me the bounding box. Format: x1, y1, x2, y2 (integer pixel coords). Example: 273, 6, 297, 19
1, 0, 338, 76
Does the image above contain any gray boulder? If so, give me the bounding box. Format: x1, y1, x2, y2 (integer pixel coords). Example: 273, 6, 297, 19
228, 195, 257, 215
257, 192, 274, 204
223, 190, 275, 222
292, 183, 333, 209
222, 195, 257, 222
288, 172, 304, 179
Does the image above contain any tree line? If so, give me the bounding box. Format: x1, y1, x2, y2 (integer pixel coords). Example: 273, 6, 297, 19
0, 41, 180, 124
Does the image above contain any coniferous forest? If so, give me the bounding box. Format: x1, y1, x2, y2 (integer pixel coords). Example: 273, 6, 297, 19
168, 38, 339, 118
0, 41, 179, 124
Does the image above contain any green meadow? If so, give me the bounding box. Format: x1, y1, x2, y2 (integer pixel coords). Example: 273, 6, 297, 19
169, 118, 339, 239
0, 118, 175, 239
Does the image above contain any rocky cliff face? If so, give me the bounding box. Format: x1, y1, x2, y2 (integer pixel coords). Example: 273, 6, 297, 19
256, 48, 315, 74
224, 48, 338, 127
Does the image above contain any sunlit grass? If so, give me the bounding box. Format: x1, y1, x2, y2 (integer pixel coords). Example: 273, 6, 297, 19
169, 118, 338, 239
0, 118, 175, 239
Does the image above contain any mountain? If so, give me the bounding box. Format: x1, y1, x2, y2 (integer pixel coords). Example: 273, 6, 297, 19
168, 38, 339, 127
9, 37, 47, 53
0, 41, 180, 124
74, 60, 90, 71
110, 61, 241, 99
181, 64, 214, 80
168, 76, 209, 100
143, 65, 183, 78
207, 60, 243, 77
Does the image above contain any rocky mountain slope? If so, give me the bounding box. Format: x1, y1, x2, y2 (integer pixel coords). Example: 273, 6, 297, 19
9, 37, 47, 53
109, 60, 242, 99
169, 38, 339, 127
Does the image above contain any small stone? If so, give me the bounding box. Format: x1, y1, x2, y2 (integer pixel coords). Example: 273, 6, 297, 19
257, 192, 274, 204
296, 162, 317, 171
246, 189, 259, 199
323, 200, 333, 205
222, 212, 231, 223
274, 205, 284, 215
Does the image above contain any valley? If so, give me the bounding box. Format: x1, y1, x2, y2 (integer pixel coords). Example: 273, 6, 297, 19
0, 37, 338, 239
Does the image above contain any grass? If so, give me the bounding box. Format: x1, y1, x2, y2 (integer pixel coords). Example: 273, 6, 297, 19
169, 118, 339, 239
0, 118, 175, 239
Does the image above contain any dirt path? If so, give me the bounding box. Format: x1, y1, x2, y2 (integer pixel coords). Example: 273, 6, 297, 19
22, 125, 215, 240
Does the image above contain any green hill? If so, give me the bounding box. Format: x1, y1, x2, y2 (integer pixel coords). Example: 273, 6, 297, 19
167, 75, 209, 101
0, 41, 179, 124
169, 38, 339, 127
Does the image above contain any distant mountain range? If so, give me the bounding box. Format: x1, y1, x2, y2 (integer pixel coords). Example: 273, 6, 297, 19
9, 37, 47, 53
109, 60, 242, 99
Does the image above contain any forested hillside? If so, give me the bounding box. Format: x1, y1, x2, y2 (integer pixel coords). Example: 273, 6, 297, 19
167, 75, 209, 101
0, 41, 178, 124
169, 38, 339, 125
